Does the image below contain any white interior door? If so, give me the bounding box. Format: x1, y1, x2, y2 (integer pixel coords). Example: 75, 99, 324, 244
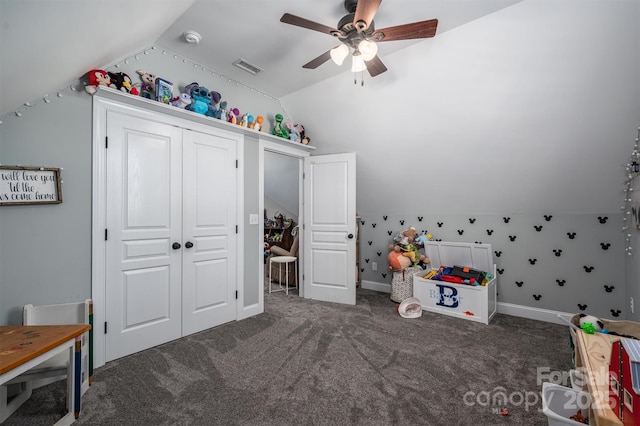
303, 153, 356, 305
105, 112, 183, 361
181, 129, 237, 335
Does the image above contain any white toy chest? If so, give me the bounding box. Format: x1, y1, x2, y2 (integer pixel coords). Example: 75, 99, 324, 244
413, 241, 497, 325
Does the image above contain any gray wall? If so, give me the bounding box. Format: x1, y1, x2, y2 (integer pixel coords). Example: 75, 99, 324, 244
0, 47, 288, 324
358, 213, 625, 320
243, 135, 260, 307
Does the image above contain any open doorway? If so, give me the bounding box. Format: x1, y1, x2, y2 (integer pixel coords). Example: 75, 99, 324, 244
263, 150, 302, 296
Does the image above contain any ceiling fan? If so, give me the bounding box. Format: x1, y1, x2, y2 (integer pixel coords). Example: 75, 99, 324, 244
280, 0, 438, 78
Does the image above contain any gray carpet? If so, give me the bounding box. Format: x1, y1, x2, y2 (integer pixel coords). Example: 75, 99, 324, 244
4, 288, 571, 425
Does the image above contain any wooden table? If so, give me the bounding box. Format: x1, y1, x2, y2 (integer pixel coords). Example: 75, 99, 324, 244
0, 324, 91, 425
575, 329, 622, 426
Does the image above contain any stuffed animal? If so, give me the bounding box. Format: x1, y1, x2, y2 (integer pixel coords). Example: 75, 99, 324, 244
215, 101, 228, 120
287, 123, 304, 142
272, 114, 289, 139
414, 231, 433, 248
170, 93, 191, 109
228, 107, 240, 124
107, 71, 134, 93
297, 124, 311, 145
254, 115, 264, 131
388, 250, 412, 271
184, 82, 220, 117
239, 113, 249, 127
389, 226, 430, 268
85, 69, 112, 94
136, 69, 157, 99
578, 314, 604, 334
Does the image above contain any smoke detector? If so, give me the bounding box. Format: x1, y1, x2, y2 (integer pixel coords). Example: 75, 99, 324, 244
183, 31, 201, 44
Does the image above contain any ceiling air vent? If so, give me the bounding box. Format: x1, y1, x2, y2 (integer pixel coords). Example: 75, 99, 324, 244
233, 58, 263, 75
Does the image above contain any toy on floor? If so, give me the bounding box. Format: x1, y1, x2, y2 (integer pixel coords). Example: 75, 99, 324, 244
569, 409, 588, 423
85, 69, 112, 94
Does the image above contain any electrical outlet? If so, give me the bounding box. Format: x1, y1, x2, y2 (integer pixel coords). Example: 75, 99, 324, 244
372, 262, 377, 271
631, 297, 635, 314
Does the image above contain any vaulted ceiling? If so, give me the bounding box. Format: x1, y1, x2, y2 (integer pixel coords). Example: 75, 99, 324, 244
0, 0, 522, 117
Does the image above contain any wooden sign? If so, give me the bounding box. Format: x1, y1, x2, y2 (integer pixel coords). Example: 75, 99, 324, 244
0, 166, 62, 206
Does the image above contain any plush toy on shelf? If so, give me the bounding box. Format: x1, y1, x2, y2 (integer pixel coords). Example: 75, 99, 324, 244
255, 115, 264, 131
227, 107, 240, 124
298, 124, 311, 145
183, 82, 221, 117
272, 114, 289, 139
287, 123, 304, 142
136, 69, 157, 99
170, 93, 191, 109
107, 71, 134, 94
85, 69, 112, 94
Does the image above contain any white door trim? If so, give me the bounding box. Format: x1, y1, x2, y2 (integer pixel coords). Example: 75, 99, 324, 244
258, 140, 309, 314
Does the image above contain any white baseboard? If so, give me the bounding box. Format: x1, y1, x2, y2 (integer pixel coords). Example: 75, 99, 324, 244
361, 280, 391, 293
359, 280, 572, 325
497, 302, 572, 325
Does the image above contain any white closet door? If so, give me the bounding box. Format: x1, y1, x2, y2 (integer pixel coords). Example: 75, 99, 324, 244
181, 129, 238, 336
105, 111, 183, 361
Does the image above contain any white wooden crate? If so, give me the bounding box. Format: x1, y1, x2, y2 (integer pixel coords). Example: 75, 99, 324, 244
413, 241, 497, 325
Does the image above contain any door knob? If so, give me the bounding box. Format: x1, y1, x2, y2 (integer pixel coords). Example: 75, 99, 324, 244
185, 241, 194, 249
172, 242, 181, 250
347, 233, 354, 239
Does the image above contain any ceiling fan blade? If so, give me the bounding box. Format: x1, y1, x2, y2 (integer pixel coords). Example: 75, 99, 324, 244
365, 55, 387, 77
373, 19, 438, 42
302, 50, 332, 69
353, 0, 382, 32
280, 13, 338, 36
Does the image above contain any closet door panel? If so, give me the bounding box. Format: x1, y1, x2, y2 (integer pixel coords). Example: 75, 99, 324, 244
105, 111, 183, 361
182, 129, 238, 336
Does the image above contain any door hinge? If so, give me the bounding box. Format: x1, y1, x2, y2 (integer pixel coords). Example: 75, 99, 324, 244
104, 229, 108, 241
236, 225, 238, 234
303, 172, 305, 179
235, 290, 238, 300
105, 136, 108, 149
236, 159, 238, 168
104, 321, 108, 334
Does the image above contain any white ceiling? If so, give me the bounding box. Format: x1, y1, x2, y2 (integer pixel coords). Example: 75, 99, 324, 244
0, 0, 522, 117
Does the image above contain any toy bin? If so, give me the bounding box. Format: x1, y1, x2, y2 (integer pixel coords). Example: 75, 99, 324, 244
541, 382, 590, 426
413, 241, 497, 325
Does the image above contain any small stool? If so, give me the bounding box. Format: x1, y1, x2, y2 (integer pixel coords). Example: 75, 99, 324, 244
269, 256, 297, 294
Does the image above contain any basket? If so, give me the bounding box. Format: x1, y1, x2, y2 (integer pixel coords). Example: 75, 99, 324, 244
391, 267, 417, 303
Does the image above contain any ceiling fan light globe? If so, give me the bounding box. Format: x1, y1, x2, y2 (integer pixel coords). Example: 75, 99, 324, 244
351, 55, 367, 73
330, 44, 349, 65
358, 40, 378, 61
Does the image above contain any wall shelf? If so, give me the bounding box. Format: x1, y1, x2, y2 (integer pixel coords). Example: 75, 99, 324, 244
93, 86, 315, 151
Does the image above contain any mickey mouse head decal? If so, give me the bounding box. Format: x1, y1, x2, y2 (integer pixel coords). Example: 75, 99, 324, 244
515, 281, 524, 287
387, 231, 393, 236
598, 216, 608, 224
497, 268, 505, 275
611, 309, 621, 317
383, 215, 388, 221
368, 241, 372, 246
361, 220, 365, 225
487, 229, 494, 235
372, 223, 377, 228
400, 220, 405, 225
553, 249, 562, 257
600, 243, 611, 250
583, 266, 595, 273
469, 218, 476, 224
509, 235, 517, 242
556, 279, 566, 287
604, 285, 615, 293
494, 251, 502, 257
418, 216, 424, 222
503, 217, 511, 223
533, 294, 542, 301
567, 232, 576, 239
457, 230, 464, 235
528, 258, 537, 265
577, 304, 587, 311
544, 215, 553, 222
437, 222, 444, 228
534, 225, 543, 232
